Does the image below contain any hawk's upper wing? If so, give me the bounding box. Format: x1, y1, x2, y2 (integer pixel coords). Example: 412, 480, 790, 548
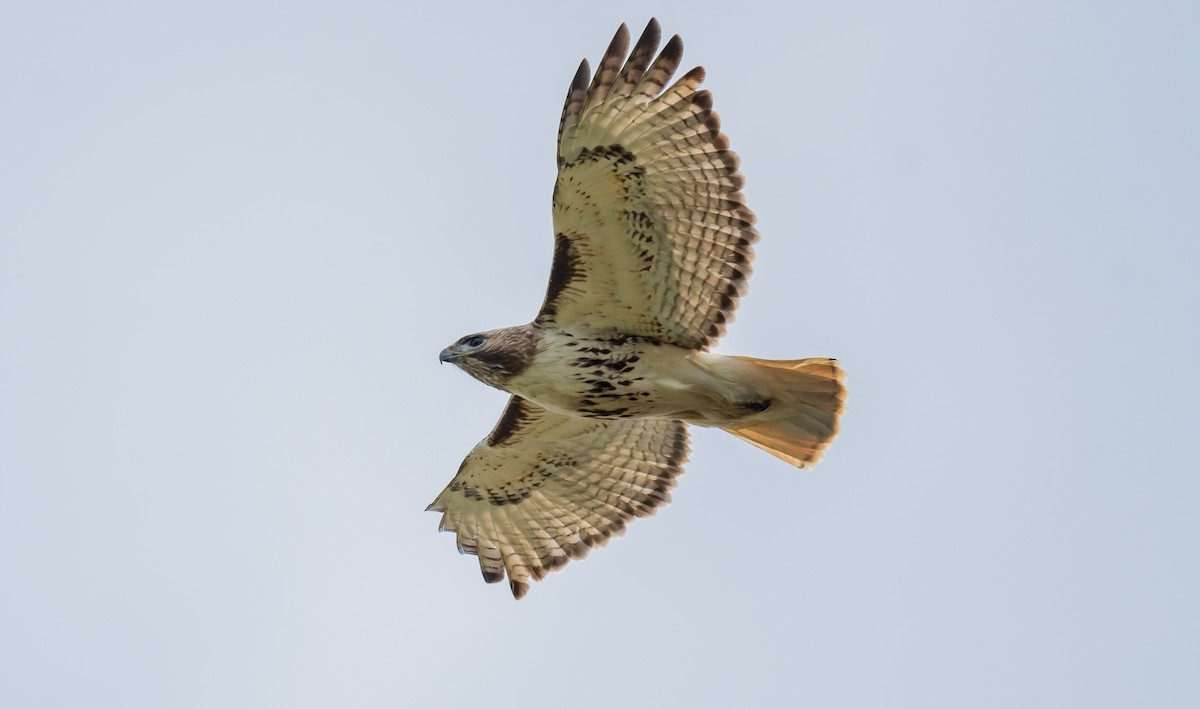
427, 396, 689, 598
537, 19, 758, 351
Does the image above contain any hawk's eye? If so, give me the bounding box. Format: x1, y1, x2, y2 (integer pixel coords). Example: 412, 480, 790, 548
464, 335, 485, 348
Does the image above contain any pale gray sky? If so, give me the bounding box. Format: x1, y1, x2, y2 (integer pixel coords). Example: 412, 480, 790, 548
2, 1, 1197, 707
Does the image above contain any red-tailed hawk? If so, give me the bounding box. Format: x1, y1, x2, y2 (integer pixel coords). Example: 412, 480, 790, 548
429, 18, 846, 598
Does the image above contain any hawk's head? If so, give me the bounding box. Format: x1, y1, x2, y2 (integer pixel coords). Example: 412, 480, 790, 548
439, 326, 537, 390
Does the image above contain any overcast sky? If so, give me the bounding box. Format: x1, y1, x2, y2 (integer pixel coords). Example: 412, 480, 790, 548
2, 1, 1197, 707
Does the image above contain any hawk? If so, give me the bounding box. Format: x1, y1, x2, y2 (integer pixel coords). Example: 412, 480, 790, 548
429, 18, 846, 598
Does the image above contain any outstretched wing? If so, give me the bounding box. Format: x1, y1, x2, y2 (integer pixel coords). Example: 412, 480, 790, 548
538, 18, 758, 351
428, 396, 689, 599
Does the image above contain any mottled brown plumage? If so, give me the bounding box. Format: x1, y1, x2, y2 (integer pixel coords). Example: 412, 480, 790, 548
428, 396, 688, 599
431, 19, 847, 599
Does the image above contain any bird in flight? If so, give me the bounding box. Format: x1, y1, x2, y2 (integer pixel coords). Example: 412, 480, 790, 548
429, 18, 846, 598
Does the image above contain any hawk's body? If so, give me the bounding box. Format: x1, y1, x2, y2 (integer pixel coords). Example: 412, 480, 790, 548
504, 328, 815, 426
430, 19, 846, 599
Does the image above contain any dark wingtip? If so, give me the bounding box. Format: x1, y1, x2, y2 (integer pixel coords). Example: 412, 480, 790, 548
573, 58, 590, 90
663, 33, 684, 63
510, 579, 529, 600
603, 22, 631, 65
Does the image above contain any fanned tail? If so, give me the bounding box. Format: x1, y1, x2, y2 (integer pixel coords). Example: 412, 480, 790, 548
720, 357, 846, 468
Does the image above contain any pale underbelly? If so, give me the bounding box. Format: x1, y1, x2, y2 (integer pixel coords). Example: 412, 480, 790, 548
508, 338, 755, 424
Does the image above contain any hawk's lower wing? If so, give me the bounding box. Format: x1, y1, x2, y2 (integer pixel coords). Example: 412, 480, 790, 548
428, 396, 689, 599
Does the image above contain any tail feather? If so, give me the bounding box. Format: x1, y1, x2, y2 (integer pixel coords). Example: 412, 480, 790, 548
721, 357, 846, 468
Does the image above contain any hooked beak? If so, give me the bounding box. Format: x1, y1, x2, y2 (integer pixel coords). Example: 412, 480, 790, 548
439, 346, 458, 364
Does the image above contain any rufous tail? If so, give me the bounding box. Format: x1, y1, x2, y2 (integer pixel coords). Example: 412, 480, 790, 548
720, 357, 846, 468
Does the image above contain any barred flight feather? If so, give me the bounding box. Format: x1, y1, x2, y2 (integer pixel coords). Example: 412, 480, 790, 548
429, 396, 689, 598
541, 18, 757, 350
